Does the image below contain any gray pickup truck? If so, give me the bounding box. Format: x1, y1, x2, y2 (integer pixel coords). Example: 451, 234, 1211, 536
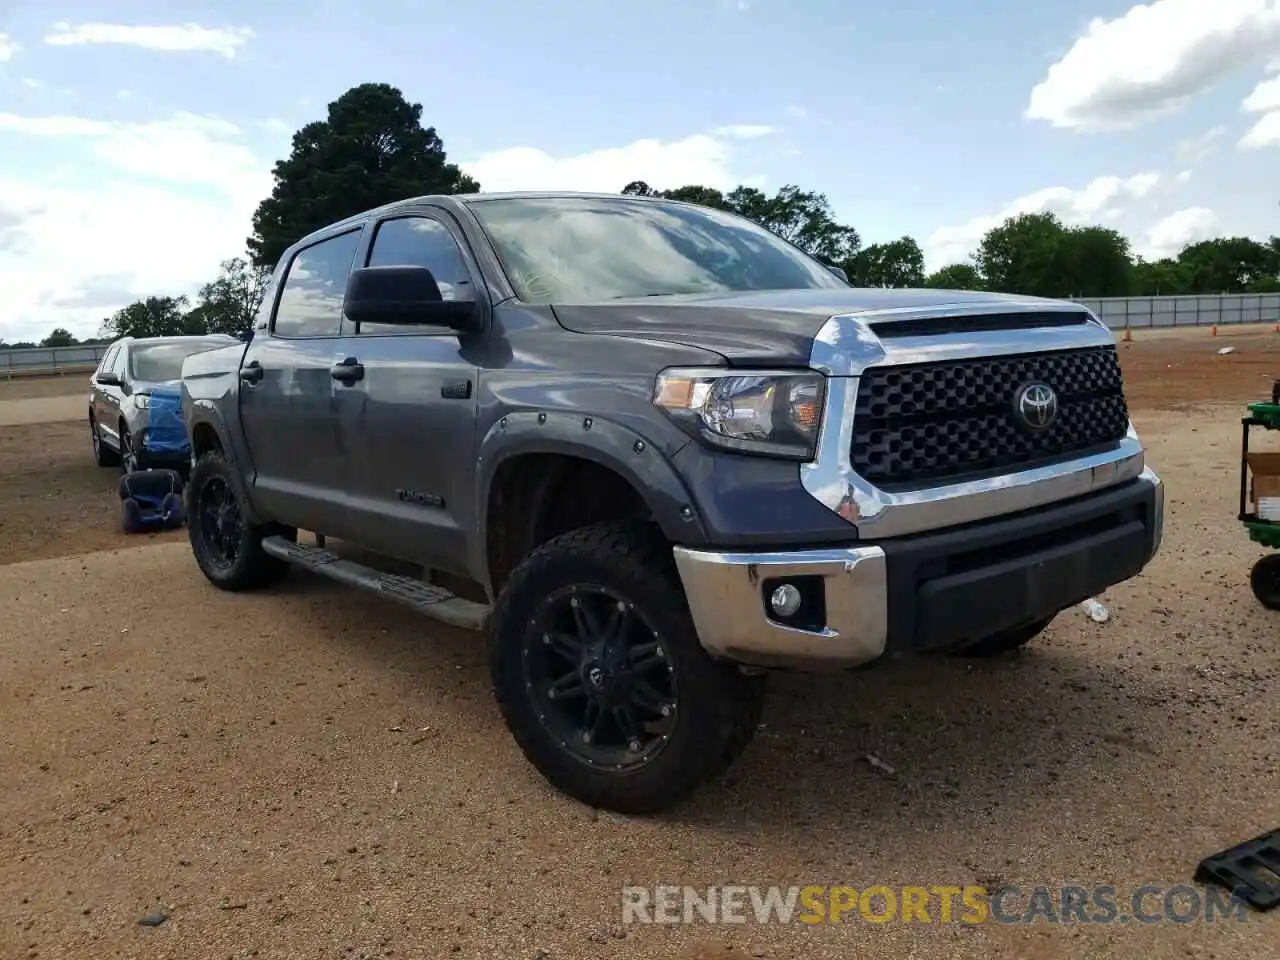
180, 191, 1164, 813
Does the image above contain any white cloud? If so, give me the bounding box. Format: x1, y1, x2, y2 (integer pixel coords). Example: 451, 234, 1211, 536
0, 33, 18, 62
925, 172, 1163, 269
1240, 109, 1280, 146
460, 125, 771, 194
1140, 206, 1219, 258
711, 124, 775, 138
21, 78, 39, 89
1243, 72, 1280, 111
1239, 71, 1280, 147
1026, 0, 1280, 131
0, 111, 276, 342
0, 112, 267, 198
43, 22, 255, 58
1175, 125, 1225, 164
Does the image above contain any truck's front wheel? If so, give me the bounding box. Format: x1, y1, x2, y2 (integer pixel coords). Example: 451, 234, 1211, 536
489, 521, 765, 814
186, 450, 293, 591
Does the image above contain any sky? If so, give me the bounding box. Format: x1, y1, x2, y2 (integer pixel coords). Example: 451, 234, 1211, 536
0, 0, 1278, 343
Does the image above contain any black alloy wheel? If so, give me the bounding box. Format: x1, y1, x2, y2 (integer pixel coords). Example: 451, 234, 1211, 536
195, 473, 244, 573
522, 584, 677, 770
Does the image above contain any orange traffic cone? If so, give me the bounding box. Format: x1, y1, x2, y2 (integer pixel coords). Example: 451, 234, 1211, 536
1123, 325, 1132, 342
1212, 325, 1218, 337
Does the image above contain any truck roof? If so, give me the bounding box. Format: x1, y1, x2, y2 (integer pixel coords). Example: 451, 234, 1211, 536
290, 190, 704, 249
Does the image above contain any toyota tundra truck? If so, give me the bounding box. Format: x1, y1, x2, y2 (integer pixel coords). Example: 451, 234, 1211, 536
179, 190, 1164, 814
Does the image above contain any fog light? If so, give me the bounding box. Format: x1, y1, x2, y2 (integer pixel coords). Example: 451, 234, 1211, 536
769, 583, 802, 617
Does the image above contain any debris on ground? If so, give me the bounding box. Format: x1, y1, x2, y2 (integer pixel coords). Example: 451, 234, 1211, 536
136, 909, 168, 927
1218, 346, 1236, 355
1080, 598, 1110, 623
864, 753, 896, 776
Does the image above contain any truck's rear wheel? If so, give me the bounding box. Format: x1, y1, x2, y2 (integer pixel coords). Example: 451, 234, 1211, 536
186, 450, 293, 591
951, 615, 1055, 657
489, 520, 765, 814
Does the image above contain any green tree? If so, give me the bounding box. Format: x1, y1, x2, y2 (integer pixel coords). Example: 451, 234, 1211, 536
660, 185, 731, 209
40, 327, 78, 347
725, 184, 859, 262
1059, 225, 1133, 297
1176, 237, 1278, 294
1131, 257, 1191, 296
197, 257, 272, 334
848, 237, 925, 287
181, 305, 210, 335
104, 296, 190, 339
975, 212, 1069, 297
924, 263, 984, 290
247, 82, 480, 269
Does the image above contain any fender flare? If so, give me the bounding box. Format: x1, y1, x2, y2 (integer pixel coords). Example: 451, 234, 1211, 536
186, 399, 263, 524
473, 411, 710, 584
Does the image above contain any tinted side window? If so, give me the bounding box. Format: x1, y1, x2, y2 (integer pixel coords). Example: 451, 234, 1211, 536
272, 229, 362, 338
358, 217, 473, 335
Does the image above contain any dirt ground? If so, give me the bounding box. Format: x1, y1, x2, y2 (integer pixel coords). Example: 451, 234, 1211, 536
0, 326, 1277, 959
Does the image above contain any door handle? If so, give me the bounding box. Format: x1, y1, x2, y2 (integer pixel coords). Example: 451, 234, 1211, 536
240, 360, 264, 384
330, 358, 364, 383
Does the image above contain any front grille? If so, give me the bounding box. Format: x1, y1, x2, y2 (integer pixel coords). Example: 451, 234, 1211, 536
851, 345, 1129, 487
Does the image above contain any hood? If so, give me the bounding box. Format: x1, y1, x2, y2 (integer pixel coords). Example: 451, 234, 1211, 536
551, 288, 1073, 367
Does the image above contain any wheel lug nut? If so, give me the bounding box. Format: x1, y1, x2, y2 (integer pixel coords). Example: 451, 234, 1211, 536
547, 689, 556, 700
628, 739, 642, 752
542, 633, 551, 644
660, 704, 672, 717
616, 600, 625, 611
570, 597, 579, 607
582, 732, 592, 743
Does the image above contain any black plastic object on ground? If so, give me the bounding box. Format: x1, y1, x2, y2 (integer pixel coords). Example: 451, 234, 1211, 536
118, 468, 186, 534
1194, 829, 1280, 910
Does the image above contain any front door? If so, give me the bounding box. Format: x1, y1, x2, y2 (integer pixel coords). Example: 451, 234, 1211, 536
333, 211, 484, 576
238, 226, 365, 538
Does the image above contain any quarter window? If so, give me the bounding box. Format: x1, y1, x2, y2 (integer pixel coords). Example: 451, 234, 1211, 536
272, 229, 362, 338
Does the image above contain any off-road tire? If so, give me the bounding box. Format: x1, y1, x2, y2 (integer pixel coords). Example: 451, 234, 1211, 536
186, 450, 294, 591
951, 615, 1055, 657
489, 520, 766, 814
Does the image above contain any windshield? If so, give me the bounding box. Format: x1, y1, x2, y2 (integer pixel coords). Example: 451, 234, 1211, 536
467, 196, 849, 303
129, 340, 229, 382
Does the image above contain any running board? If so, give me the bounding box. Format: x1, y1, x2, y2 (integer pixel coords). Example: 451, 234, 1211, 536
261, 536, 490, 631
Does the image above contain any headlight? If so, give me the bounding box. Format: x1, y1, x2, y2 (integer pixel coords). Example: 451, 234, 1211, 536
134, 394, 150, 409
653, 368, 826, 460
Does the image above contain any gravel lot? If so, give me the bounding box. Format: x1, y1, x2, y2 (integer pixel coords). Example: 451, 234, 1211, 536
1, 327, 1278, 959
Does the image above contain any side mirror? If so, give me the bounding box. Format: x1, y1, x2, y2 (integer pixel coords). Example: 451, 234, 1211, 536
344, 265, 479, 331
96, 371, 120, 386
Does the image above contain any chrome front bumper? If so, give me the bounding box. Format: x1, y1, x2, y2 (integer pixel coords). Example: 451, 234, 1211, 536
674, 467, 1164, 672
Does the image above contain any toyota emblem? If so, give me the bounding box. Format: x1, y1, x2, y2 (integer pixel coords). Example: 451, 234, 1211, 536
1012, 381, 1058, 432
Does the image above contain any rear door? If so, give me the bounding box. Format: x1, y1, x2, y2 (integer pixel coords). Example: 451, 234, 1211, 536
237, 226, 366, 537
332, 210, 484, 575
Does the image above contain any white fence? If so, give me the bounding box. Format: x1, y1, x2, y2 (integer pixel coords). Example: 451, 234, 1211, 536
0, 344, 109, 379
1070, 293, 1280, 330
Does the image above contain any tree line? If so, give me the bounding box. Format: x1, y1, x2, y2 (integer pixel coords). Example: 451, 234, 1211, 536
7, 81, 1277, 349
